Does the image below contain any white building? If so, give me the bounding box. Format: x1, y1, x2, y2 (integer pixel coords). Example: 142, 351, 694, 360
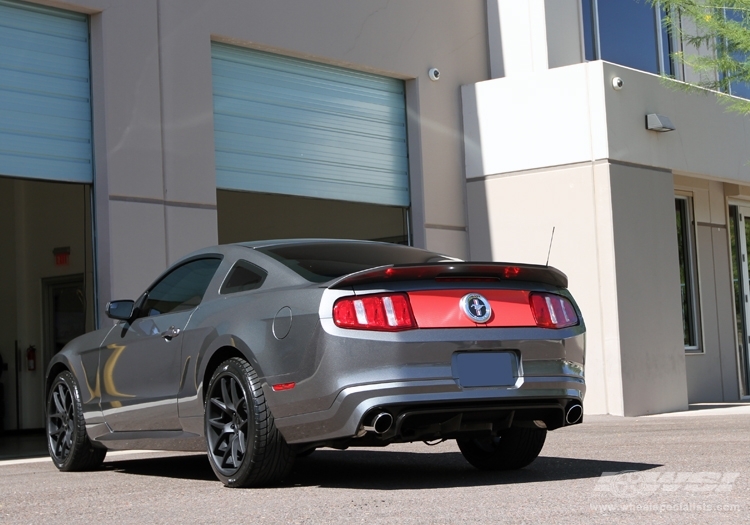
0, 0, 747, 434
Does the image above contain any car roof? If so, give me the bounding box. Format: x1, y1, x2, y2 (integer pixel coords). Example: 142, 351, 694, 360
235, 238, 406, 250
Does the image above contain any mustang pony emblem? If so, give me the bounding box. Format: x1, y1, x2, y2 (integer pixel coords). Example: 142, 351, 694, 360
460, 293, 492, 323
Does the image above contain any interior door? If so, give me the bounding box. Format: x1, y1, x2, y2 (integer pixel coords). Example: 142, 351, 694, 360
99, 257, 222, 431
43, 275, 87, 363
730, 205, 750, 396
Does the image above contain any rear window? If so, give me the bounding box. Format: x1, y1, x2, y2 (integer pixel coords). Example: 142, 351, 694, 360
257, 242, 458, 283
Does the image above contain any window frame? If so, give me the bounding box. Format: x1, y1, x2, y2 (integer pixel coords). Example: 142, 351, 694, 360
675, 194, 703, 353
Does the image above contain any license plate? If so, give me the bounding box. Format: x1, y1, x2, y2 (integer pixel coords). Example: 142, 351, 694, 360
452, 352, 518, 387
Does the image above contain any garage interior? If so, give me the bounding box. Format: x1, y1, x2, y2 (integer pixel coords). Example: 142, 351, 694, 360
217, 190, 409, 244
0, 177, 94, 440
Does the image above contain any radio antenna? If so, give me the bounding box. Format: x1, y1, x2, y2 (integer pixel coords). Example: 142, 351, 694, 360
545, 227, 556, 266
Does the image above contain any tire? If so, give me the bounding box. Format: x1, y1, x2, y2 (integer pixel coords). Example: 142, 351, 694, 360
205, 357, 294, 487
457, 427, 547, 471
46, 371, 107, 471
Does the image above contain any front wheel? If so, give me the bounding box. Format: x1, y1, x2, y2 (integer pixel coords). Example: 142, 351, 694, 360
47, 371, 107, 471
205, 357, 294, 487
457, 427, 547, 471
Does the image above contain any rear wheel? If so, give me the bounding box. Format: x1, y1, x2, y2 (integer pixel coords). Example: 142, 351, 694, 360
46, 371, 107, 471
205, 357, 294, 487
457, 427, 547, 471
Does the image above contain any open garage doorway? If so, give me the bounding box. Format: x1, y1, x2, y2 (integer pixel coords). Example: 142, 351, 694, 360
217, 190, 410, 245
0, 177, 95, 437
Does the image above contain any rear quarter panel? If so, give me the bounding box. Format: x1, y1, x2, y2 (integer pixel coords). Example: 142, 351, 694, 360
176, 285, 326, 418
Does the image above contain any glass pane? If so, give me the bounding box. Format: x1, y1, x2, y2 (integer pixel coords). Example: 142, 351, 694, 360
582, 0, 597, 61
675, 199, 695, 347
724, 8, 750, 99
598, 0, 660, 74
660, 7, 675, 76
221, 260, 267, 294
728, 206, 749, 394
258, 242, 454, 283
143, 258, 222, 316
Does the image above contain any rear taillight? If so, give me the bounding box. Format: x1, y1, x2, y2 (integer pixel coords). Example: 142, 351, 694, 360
333, 293, 417, 331
529, 293, 579, 329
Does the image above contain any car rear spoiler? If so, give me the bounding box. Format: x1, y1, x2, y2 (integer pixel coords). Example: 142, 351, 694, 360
328, 262, 568, 289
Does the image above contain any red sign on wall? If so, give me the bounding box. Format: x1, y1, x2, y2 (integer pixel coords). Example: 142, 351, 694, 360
53, 247, 70, 266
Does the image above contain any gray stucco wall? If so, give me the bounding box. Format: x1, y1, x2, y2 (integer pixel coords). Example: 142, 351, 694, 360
544, 0, 583, 68
42, 0, 490, 313
608, 163, 688, 415
687, 224, 740, 402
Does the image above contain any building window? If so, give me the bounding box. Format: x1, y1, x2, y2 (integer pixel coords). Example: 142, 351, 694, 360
582, 0, 680, 77
720, 8, 750, 99
675, 196, 701, 352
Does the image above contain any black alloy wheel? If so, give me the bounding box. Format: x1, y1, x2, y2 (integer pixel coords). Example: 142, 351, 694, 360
47, 371, 106, 471
205, 358, 294, 487
457, 427, 547, 471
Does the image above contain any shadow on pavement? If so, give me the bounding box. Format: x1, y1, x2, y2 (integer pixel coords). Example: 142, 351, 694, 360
0, 429, 47, 460
106, 449, 661, 490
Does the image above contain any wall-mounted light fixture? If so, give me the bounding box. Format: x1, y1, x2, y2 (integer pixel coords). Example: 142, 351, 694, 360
646, 114, 675, 132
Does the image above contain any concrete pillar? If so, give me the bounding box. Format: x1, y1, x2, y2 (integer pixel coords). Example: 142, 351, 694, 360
487, 0, 549, 78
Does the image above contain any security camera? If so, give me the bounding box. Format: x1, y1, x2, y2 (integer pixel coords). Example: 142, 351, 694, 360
612, 77, 624, 90
428, 68, 440, 81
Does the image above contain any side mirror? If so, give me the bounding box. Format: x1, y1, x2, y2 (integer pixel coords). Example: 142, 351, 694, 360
106, 300, 135, 321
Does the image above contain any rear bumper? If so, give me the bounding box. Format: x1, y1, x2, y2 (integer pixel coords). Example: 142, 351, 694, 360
268, 321, 586, 445
273, 372, 585, 444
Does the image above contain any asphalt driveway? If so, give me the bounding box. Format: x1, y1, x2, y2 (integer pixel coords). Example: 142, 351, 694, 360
1, 409, 748, 524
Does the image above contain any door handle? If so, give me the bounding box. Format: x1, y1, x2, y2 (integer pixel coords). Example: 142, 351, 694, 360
161, 326, 181, 340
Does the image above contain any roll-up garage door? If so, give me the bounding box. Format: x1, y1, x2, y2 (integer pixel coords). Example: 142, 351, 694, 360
211, 43, 409, 207
0, 0, 92, 183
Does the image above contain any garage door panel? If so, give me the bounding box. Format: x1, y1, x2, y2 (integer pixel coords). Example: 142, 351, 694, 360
213, 103, 406, 143
214, 89, 405, 130
0, 26, 88, 58
0, 89, 90, 120
215, 131, 406, 172
0, 0, 91, 183
0, 109, 91, 139
0, 150, 93, 182
1, 67, 90, 99
0, 131, 92, 159
217, 167, 409, 206
213, 47, 404, 94
213, 69, 405, 116
212, 43, 409, 207
0, 45, 89, 78
217, 149, 407, 184
214, 120, 405, 157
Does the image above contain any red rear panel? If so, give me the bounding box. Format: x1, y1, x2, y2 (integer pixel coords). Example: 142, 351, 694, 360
407, 290, 536, 328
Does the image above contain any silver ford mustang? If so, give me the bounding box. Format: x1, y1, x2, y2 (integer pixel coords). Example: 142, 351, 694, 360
46, 239, 586, 487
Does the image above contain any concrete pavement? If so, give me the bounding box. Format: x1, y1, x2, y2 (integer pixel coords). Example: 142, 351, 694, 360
1, 409, 748, 524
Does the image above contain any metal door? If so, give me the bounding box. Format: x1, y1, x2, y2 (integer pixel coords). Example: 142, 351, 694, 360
98, 257, 222, 431
98, 310, 190, 431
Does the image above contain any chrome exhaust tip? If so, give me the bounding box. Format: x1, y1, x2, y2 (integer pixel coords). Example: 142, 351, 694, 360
363, 412, 393, 434
565, 403, 583, 425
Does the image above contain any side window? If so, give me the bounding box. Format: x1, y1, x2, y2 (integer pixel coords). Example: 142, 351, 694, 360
675, 196, 701, 352
142, 258, 222, 317
221, 260, 267, 294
